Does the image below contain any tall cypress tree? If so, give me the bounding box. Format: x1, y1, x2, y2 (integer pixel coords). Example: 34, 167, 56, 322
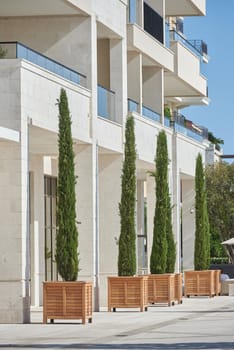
150, 130, 168, 274
118, 116, 136, 276
56, 88, 79, 281
166, 186, 176, 273
194, 153, 210, 270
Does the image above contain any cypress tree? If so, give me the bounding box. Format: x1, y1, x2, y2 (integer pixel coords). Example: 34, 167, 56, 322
56, 88, 79, 281
194, 153, 210, 270
150, 130, 168, 274
165, 186, 176, 273
118, 116, 136, 276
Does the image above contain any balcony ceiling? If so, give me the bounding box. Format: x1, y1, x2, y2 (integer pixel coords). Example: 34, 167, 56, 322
29, 127, 58, 156
164, 73, 205, 98
165, 96, 210, 109
0, 0, 84, 17
165, 0, 206, 16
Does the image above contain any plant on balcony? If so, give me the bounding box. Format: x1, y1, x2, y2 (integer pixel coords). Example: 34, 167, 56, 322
108, 116, 148, 312
43, 88, 92, 324
164, 106, 171, 118
208, 131, 224, 151
0, 46, 7, 58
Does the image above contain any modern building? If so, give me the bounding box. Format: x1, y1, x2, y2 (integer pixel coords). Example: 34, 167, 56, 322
0, 0, 213, 323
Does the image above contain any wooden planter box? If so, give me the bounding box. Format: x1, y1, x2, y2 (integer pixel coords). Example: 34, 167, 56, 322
174, 273, 183, 304
213, 269, 221, 296
148, 274, 176, 306
184, 270, 215, 297
108, 276, 148, 312
43, 281, 93, 324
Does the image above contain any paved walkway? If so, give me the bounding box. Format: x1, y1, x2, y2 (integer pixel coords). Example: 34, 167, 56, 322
0, 296, 234, 349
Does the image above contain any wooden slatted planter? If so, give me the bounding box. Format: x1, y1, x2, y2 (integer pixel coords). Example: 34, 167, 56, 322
108, 276, 148, 312
213, 269, 221, 296
184, 270, 215, 298
148, 274, 176, 306
174, 273, 183, 304
43, 281, 93, 324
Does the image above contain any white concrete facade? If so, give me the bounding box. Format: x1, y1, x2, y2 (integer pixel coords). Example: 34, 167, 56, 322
0, 0, 213, 323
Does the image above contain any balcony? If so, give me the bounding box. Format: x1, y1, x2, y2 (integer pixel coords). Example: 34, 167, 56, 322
128, 99, 161, 124
0, 41, 87, 87
165, 0, 206, 16
142, 105, 161, 123
129, 0, 164, 44
169, 30, 208, 63
97, 85, 116, 123
165, 113, 208, 142
128, 98, 139, 113
164, 38, 207, 97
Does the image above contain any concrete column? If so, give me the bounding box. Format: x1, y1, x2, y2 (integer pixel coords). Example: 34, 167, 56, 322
0, 134, 30, 322
171, 134, 181, 272
127, 52, 142, 114
75, 144, 96, 280
146, 173, 155, 272
29, 155, 44, 307
182, 180, 195, 271
137, 180, 146, 274
110, 36, 127, 125
98, 153, 122, 307
142, 67, 163, 118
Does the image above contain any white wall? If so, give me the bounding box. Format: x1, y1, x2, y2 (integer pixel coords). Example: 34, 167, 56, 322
98, 154, 122, 307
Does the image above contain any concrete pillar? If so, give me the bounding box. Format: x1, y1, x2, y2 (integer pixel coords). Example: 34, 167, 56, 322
142, 67, 163, 118
75, 144, 96, 281
137, 180, 146, 274
0, 135, 30, 322
29, 155, 45, 307
182, 179, 195, 271
110, 36, 128, 125
171, 134, 181, 272
146, 173, 155, 272
98, 153, 122, 307
127, 52, 142, 114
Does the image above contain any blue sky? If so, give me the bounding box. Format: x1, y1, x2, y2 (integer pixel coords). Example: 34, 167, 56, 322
183, 0, 234, 155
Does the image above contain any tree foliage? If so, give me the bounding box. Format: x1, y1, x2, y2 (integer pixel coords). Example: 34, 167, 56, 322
194, 153, 210, 270
166, 186, 176, 273
56, 88, 79, 281
118, 116, 137, 276
206, 161, 234, 263
150, 130, 175, 274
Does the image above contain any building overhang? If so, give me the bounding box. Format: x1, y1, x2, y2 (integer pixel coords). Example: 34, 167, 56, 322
127, 24, 174, 72
0, 127, 20, 143
165, 96, 210, 109
165, 0, 206, 16
0, 0, 85, 17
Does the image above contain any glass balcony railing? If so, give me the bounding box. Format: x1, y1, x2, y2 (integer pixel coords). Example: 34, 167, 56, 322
0, 41, 87, 87
129, 0, 137, 24
164, 116, 170, 128
168, 113, 208, 142
97, 85, 116, 122
169, 30, 208, 62
142, 105, 161, 123
128, 98, 139, 113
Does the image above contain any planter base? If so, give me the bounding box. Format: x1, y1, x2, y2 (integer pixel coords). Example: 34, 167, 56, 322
184, 270, 215, 298
108, 276, 148, 312
43, 281, 93, 324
